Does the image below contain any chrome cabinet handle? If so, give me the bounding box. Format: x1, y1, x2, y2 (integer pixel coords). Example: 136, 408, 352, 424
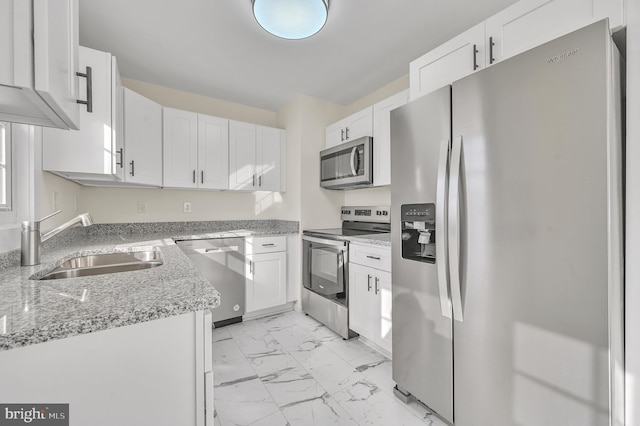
489, 36, 496, 64
262, 243, 275, 247
252, 174, 256, 187
367, 274, 372, 292
345, 127, 350, 140
366, 255, 380, 260
76, 66, 93, 113
473, 44, 479, 70
448, 136, 464, 322
436, 139, 452, 318
259, 174, 262, 187
193, 170, 196, 184
116, 148, 124, 168
129, 160, 135, 176
201, 171, 204, 184
249, 260, 253, 274
341, 129, 345, 142
374, 277, 379, 295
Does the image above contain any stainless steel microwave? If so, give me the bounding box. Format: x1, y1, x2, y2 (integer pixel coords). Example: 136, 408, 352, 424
320, 136, 373, 190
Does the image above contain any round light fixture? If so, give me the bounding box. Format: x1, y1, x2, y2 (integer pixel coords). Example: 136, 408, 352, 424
252, 0, 329, 40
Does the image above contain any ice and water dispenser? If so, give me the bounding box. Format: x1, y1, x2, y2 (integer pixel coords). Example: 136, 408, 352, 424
401, 203, 436, 263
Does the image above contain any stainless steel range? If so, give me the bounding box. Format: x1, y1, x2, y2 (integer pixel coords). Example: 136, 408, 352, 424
302, 206, 390, 339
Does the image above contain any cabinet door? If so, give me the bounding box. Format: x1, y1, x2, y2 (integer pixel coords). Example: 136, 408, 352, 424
112, 57, 125, 181
256, 125, 284, 192
326, 120, 346, 149
410, 22, 485, 101
485, 0, 623, 65
123, 88, 162, 186
372, 90, 409, 186
348, 263, 376, 338
198, 114, 229, 190
33, 0, 80, 129
246, 251, 287, 313
373, 270, 392, 354
43, 47, 115, 176
228, 120, 256, 190
344, 106, 373, 142
163, 107, 198, 188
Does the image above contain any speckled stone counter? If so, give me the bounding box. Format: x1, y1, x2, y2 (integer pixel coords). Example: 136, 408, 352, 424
346, 233, 391, 247
0, 220, 299, 351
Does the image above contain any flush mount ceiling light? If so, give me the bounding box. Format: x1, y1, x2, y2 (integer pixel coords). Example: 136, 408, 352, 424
252, 0, 329, 40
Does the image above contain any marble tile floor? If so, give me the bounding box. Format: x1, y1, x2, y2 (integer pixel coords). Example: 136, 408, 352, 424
212, 310, 448, 426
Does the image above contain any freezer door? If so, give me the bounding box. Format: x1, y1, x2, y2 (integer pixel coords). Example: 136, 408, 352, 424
451, 20, 620, 426
390, 85, 453, 423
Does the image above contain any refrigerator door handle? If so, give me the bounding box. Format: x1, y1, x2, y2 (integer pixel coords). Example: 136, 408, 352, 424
448, 135, 464, 322
435, 138, 452, 318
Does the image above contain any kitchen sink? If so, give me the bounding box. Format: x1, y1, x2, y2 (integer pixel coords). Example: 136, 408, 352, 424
35, 250, 163, 280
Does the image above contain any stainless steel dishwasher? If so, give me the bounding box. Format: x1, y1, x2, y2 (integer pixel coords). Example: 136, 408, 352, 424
176, 238, 245, 327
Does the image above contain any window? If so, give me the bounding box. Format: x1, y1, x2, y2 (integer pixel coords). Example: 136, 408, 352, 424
0, 122, 12, 212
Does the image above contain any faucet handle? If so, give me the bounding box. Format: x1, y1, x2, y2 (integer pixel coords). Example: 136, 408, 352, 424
22, 210, 62, 231
38, 210, 62, 222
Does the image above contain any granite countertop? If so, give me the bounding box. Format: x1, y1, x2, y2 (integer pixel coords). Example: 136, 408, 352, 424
0, 220, 299, 351
346, 233, 391, 247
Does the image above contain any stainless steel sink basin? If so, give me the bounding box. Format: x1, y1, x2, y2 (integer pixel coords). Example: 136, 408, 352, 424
35, 250, 163, 280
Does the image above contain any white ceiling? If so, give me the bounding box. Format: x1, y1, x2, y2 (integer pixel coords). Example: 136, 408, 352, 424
79, 0, 517, 111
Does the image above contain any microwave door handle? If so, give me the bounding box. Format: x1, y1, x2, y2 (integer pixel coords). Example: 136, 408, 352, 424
350, 146, 358, 176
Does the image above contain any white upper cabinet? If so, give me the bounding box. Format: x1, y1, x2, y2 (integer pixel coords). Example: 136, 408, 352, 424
256, 125, 286, 192
163, 108, 229, 190
410, 0, 625, 100
162, 108, 198, 188
372, 90, 409, 186
123, 88, 163, 187
410, 22, 485, 101
0, 0, 81, 129
229, 121, 285, 192
43, 46, 124, 182
229, 120, 257, 191
198, 114, 229, 190
485, 0, 625, 65
325, 106, 373, 149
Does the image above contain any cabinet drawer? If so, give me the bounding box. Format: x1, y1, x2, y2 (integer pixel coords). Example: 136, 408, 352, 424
349, 243, 391, 272
246, 236, 287, 254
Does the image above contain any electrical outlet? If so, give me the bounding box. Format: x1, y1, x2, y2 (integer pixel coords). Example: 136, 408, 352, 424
183, 202, 192, 213
137, 201, 147, 213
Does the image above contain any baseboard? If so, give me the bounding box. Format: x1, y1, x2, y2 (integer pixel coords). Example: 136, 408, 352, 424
242, 302, 296, 321
357, 334, 392, 359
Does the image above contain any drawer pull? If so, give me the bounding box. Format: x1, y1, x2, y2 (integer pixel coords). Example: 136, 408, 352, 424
366, 255, 381, 260
262, 243, 276, 247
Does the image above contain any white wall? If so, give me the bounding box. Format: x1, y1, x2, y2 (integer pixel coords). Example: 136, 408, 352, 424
626, 0, 639, 424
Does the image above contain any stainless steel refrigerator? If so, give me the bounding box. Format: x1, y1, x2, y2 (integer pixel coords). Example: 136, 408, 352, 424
390, 19, 624, 426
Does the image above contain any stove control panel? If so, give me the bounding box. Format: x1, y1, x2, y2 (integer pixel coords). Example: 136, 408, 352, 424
341, 206, 390, 223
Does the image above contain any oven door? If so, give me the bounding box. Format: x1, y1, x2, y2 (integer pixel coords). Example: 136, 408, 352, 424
302, 235, 348, 301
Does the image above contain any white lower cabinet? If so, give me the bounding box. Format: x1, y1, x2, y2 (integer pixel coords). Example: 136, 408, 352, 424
0, 311, 213, 426
245, 236, 288, 313
349, 243, 392, 356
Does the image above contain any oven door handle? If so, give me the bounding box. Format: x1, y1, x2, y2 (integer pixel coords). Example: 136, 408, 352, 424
302, 236, 348, 249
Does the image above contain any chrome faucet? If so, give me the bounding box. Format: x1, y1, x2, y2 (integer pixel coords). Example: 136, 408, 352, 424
21, 211, 94, 266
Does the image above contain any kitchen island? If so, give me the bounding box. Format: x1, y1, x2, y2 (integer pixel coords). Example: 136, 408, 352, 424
0, 219, 298, 426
